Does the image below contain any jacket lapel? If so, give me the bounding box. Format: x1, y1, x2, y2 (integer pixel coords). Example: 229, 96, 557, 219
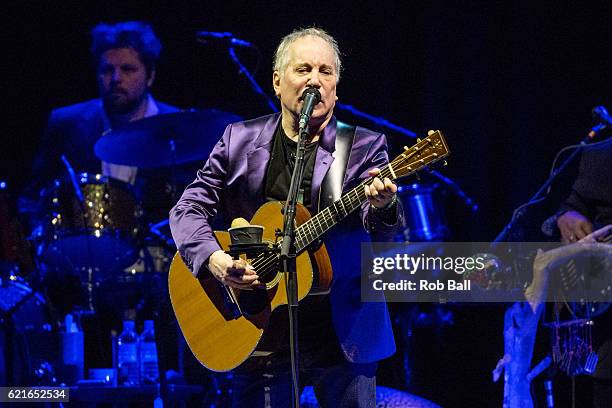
246, 114, 281, 205
310, 117, 336, 213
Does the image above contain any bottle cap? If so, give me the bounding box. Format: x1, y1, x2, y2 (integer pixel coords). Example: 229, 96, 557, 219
144, 320, 154, 330
65, 314, 73, 332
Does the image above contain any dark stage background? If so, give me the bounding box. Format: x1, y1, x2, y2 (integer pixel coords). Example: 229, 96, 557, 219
3, 1, 611, 407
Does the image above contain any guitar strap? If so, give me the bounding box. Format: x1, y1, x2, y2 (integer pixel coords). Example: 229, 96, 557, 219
318, 121, 356, 211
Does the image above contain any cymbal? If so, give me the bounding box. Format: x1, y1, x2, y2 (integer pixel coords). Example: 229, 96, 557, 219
94, 109, 242, 168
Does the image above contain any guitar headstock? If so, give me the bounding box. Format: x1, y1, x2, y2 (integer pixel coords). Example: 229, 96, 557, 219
389, 130, 450, 180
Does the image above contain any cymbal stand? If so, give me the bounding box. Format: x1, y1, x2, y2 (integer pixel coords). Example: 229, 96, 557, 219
61, 155, 96, 312
279, 119, 310, 408
226, 47, 278, 113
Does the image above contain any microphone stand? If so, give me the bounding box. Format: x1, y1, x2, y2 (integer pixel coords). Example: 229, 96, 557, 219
227, 47, 279, 113
60, 155, 96, 312
280, 121, 310, 408
493, 135, 592, 243
335, 102, 417, 138
429, 170, 479, 213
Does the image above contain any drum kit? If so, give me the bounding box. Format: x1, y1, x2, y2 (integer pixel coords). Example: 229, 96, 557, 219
1, 109, 241, 385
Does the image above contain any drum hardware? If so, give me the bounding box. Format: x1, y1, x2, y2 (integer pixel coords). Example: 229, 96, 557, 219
148, 219, 175, 251
398, 183, 450, 242
1, 273, 55, 386
61, 155, 85, 204
1, 182, 36, 272
123, 243, 173, 276
95, 109, 243, 218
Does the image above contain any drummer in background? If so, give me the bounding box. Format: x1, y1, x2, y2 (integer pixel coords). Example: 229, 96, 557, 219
25, 21, 178, 197
21, 20, 181, 373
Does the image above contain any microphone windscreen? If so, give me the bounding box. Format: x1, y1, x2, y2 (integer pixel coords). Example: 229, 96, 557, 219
592, 105, 609, 119
301, 87, 321, 103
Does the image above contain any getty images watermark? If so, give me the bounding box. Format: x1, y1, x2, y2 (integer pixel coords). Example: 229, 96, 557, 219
360, 242, 612, 303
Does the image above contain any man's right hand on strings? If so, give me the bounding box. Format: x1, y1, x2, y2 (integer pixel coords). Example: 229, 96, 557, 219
208, 250, 263, 289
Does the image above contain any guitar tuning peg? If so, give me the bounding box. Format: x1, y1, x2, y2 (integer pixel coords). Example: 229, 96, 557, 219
403, 146, 409, 151
427, 130, 435, 136
443, 160, 448, 166
417, 138, 422, 143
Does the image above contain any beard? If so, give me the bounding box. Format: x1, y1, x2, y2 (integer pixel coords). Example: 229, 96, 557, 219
102, 89, 147, 115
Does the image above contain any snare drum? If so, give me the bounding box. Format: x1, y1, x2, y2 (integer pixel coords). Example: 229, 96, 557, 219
39, 173, 140, 275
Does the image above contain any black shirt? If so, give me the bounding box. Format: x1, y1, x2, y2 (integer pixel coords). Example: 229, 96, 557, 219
264, 123, 319, 211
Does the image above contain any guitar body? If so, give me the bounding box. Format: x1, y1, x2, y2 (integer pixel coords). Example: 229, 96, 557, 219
168, 201, 333, 372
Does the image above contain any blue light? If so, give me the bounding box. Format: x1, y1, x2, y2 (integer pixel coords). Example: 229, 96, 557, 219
0, 181, 6, 190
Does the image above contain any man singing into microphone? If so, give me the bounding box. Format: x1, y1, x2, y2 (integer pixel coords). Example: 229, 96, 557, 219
170, 27, 403, 407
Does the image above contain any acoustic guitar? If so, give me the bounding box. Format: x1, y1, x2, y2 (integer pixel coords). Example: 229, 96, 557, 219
168, 130, 450, 371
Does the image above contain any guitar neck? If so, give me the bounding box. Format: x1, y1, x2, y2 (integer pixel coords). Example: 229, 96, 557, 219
294, 145, 437, 252
295, 178, 369, 252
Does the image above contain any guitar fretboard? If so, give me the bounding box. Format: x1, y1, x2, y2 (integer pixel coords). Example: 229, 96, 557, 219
294, 168, 389, 252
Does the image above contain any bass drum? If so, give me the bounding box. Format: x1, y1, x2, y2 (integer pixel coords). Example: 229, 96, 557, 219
0, 273, 55, 386
38, 173, 141, 280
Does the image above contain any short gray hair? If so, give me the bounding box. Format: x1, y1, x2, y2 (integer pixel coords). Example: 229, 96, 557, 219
273, 27, 342, 82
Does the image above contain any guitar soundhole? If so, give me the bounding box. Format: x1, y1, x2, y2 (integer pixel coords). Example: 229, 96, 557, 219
239, 289, 270, 316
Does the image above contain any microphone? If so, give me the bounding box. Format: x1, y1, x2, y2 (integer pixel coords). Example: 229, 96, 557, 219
588, 105, 612, 138
592, 105, 612, 126
195, 31, 253, 48
298, 87, 322, 130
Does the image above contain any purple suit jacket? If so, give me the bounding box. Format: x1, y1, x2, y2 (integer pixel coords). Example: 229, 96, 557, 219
170, 112, 402, 363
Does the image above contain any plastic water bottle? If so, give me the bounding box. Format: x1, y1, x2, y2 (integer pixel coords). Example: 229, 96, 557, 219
139, 320, 159, 384
116, 320, 139, 386
61, 314, 84, 383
